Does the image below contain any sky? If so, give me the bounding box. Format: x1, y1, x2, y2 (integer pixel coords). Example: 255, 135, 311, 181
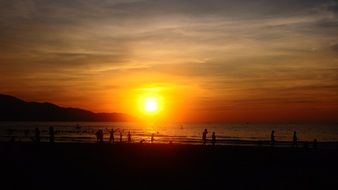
0, 0, 337, 123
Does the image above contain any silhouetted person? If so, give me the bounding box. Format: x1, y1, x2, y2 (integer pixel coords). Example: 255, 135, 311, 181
49, 126, 55, 143
293, 131, 298, 147
96, 129, 104, 143
95, 130, 100, 142
35, 128, 40, 143
108, 129, 115, 143
120, 130, 123, 142
202, 129, 208, 145
151, 133, 154, 143
128, 131, 132, 143
100, 130, 104, 143
211, 132, 216, 146
271, 130, 275, 147
313, 139, 318, 149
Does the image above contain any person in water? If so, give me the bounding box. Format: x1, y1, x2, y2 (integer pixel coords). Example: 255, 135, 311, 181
95, 130, 100, 143
211, 132, 216, 146
127, 131, 132, 143
151, 133, 154, 143
119, 130, 123, 143
202, 129, 208, 145
271, 130, 275, 147
49, 126, 55, 143
108, 129, 115, 144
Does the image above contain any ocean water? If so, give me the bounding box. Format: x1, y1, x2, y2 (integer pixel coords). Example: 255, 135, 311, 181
1, 122, 338, 146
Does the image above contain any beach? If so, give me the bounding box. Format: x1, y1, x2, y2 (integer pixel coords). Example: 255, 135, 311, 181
2, 142, 338, 190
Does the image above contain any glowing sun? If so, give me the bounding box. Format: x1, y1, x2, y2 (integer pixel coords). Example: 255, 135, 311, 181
144, 97, 158, 113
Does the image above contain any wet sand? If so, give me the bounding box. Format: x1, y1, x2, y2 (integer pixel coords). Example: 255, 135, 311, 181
2, 142, 338, 190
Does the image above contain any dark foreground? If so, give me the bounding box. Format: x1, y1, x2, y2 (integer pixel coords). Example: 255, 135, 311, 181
2, 143, 338, 190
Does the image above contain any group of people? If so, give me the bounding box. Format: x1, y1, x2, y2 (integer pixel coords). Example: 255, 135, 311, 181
97, 128, 216, 145
271, 130, 318, 148
202, 129, 319, 148
26, 127, 150, 144
95, 129, 138, 144
202, 129, 217, 146
11, 127, 318, 149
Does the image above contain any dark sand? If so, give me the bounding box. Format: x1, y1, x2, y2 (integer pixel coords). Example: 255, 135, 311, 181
2, 143, 338, 190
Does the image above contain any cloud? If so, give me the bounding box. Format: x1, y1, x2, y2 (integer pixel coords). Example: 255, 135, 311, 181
1, 0, 336, 54
0, 0, 337, 120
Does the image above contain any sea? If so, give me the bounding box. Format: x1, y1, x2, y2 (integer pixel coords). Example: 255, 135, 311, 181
1, 122, 338, 147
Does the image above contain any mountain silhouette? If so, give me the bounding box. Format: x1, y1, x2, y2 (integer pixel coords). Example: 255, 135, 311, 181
0, 94, 136, 122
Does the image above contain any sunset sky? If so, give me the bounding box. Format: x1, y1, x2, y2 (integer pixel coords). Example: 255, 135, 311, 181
0, 0, 337, 123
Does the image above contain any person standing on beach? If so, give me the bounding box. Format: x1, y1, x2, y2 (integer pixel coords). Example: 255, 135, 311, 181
211, 132, 216, 146
49, 126, 55, 143
202, 129, 208, 145
119, 130, 123, 143
35, 128, 40, 143
96, 129, 104, 143
108, 129, 115, 144
95, 130, 100, 143
271, 130, 275, 147
128, 131, 132, 143
151, 133, 154, 143
293, 131, 298, 147
100, 130, 104, 143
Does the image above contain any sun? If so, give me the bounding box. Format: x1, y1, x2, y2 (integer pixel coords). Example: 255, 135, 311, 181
144, 97, 158, 113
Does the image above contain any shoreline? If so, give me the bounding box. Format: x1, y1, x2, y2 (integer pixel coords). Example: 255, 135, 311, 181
2, 138, 338, 149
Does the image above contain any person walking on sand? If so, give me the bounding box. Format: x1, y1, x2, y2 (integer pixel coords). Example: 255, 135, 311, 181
151, 133, 154, 143
49, 126, 55, 143
35, 128, 40, 143
293, 131, 298, 147
127, 131, 132, 143
108, 128, 115, 144
211, 132, 216, 146
202, 129, 208, 145
271, 130, 275, 147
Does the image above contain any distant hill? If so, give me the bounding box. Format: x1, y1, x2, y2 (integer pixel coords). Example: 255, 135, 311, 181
0, 94, 136, 122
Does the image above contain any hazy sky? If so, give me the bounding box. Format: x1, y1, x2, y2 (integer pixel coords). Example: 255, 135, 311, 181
0, 0, 337, 122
